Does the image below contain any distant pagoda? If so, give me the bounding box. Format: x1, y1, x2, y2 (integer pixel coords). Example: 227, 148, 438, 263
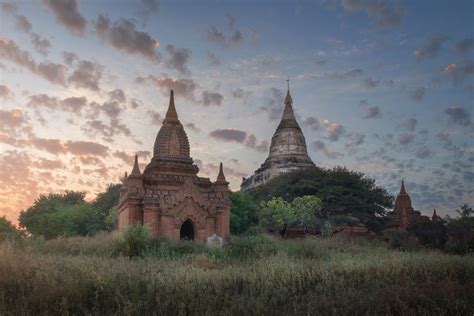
241, 82, 315, 191
385, 180, 428, 229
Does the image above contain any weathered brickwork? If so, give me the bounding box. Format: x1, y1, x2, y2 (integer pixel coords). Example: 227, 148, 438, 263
118, 90, 230, 241
241, 86, 315, 191
385, 180, 428, 229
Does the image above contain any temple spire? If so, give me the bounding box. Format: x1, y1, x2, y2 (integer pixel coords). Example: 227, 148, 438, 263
130, 154, 141, 176
400, 180, 406, 195
285, 76, 293, 105
432, 209, 439, 220
164, 90, 178, 123
217, 162, 226, 182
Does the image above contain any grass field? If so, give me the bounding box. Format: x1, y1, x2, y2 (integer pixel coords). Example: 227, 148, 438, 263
1, 233, 473, 315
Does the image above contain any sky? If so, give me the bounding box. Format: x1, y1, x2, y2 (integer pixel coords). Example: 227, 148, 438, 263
0, 0, 473, 224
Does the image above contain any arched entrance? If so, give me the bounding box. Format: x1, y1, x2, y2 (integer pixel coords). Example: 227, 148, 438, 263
180, 219, 194, 241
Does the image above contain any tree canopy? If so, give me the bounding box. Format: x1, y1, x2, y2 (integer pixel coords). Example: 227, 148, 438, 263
0, 216, 20, 240
250, 167, 393, 232
18, 184, 121, 239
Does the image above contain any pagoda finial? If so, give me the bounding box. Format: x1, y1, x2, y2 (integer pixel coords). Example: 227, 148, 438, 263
432, 209, 439, 219
165, 89, 178, 122
285, 76, 292, 104
130, 154, 141, 176
400, 180, 406, 195
217, 162, 226, 182
123, 171, 128, 184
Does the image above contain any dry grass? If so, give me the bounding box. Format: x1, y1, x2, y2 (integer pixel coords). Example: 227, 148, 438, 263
0, 234, 473, 315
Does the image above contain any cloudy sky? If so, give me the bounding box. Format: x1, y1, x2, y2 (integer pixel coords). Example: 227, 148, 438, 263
1, 0, 473, 224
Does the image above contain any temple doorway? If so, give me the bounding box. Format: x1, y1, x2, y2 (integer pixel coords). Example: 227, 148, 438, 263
180, 219, 194, 241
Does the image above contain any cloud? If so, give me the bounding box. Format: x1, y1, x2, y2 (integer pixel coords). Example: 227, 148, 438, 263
303, 116, 321, 130
345, 133, 365, 151
442, 60, 474, 84
30, 33, 51, 55
108, 89, 127, 103
165, 44, 192, 75
340, 0, 404, 27
454, 38, 474, 54
322, 120, 345, 141
415, 147, 432, 159
68, 60, 104, 91
407, 118, 417, 132
15, 14, 32, 32
363, 77, 380, 88
312, 140, 342, 159
444, 106, 471, 126
207, 51, 220, 66
0, 109, 26, 132
63, 51, 78, 66
64, 141, 108, 156
113, 150, 133, 164
0, 39, 67, 85
414, 34, 448, 61
0, 85, 12, 99
209, 129, 267, 152
201, 91, 224, 106
147, 110, 162, 125
43, 0, 86, 36
204, 14, 246, 48
399, 132, 414, 145
142, 76, 197, 100
260, 87, 284, 121
32, 158, 63, 169
326, 68, 363, 79
27, 94, 87, 114
364, 105, 382, 118
185, 123, 200, 133
410, 87, 426, 102
141, 0, 160, 13
81, 118, 132, 143
95, 14, 160, 62
232, 88, 252, 104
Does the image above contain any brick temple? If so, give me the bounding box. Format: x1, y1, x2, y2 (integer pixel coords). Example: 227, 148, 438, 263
241, 84, 315, 191
118, 90, 230, 241
385, 180, 428, 229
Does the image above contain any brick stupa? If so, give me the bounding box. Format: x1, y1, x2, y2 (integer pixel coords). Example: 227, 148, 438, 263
386, 180, 427, 229
118, 90, 230, 241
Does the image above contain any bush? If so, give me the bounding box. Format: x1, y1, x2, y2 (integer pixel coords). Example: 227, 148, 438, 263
382, 228, 421, 251
408, 218, 447, 249
114, 225, 151, 258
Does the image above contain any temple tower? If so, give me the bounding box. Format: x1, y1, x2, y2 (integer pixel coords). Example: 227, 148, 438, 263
386, 180, 427, 229
118, 90, 230, 241
241, 82, 315, 191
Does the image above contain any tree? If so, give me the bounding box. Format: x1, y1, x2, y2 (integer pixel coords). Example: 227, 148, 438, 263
446, 204, 474, 254
230, 192, 258, 234
0, 216, 20, 240
250, 167, 393, 232
408, 218, 447, 249
92, 183, 121, 231
18, 191, 87, 239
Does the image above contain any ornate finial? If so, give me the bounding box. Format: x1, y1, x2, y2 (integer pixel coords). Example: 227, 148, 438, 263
130, 154, 141, 176
432, 209, 438, 219
284, 77, 293, 105
217, 162, 226, 182
123, 171, 128, 184
400, 180, 406, 195
165, 89, 179, 122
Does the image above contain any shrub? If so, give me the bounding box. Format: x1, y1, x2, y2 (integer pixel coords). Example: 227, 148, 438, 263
114, 225, 151, 258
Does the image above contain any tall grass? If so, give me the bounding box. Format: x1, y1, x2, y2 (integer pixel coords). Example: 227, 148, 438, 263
0, 233, 473, 315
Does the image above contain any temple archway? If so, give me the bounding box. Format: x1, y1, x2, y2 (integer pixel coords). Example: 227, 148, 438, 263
180, 219, 194, 241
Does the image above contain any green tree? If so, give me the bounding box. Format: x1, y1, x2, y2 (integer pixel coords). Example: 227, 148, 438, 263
258, 197, 296, 232
230, 192, 259, 234
92, 183, 121, 231
0, 216, 20, 240
408, 218, 447, 249
18, 191, 87, 239
250, 167, 393, 232
446, 204, 474, 254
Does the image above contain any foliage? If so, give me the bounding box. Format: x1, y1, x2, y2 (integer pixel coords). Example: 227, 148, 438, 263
250, 167, 393, 232
229, 192, 258, 234
92, 183, 121, 231
1, 233, 473, 315
114, 225, 151, 258
258, 197, 296, 232
18, 191, 87, 239
0, 216, 20, 240
445, 204, 474, 254
18, 185, 121, 239
382, 228, 421, 251
408, 218, 447, 249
